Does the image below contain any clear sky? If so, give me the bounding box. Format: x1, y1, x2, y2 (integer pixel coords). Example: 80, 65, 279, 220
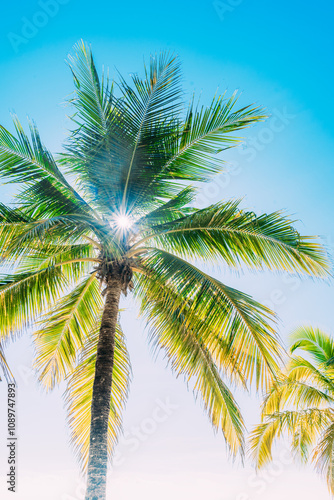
0, 1, 333, 499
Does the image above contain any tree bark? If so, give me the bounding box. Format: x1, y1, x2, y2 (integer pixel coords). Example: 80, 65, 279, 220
85, 272, 122, 500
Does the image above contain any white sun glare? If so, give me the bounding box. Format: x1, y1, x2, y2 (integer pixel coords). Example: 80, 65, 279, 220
115, 215, 133, 229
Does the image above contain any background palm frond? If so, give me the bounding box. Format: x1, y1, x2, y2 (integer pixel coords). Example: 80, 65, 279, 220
250, 327, 334, 494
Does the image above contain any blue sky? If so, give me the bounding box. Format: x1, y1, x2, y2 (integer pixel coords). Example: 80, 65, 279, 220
0, 1, 334, 499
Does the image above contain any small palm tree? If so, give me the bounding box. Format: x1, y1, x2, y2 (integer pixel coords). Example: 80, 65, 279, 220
250, 326, 334, 494
0, 41, 330, 500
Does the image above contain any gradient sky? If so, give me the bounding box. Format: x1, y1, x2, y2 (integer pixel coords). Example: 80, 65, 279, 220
0, 1, 334, 499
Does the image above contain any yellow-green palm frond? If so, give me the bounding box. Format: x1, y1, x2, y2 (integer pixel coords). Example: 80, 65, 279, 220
139, 271, 249, 389
34, 274, 103, 390
0, 266, 67, 342
250, 408, 333, 469
0, 343, 13, 382
313, 423, 334, 494
136, 271, 245, 456
0, 115, 68, 187
130, 200, 330, 278
136, 249, 284, 391
155, 91, 266, 186
262, 378, 334, 416
261, 352, 334, 416
64, 322, 131, 471
137, 187, 196, 226
251, 326, 334, 496
18, 242, 96, 278
0, 235, 99, 343
290, 326, 334, 366
2, 215, 94, 261
0, 117, 92, 218
0, 204, 33, 261
287, 356, 334, 395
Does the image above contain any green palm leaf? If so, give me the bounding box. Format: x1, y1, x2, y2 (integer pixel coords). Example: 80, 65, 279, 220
0, 343, 13, 382
0, 116, 67, 186
136, 248, 283, 391
138, 278, 245, 455
290, 326, 334, 364
154, 92, 266, 182
313, 423, 334, 494
250, 408, 332, 468
251, 327, 334, 495
64, 322, 131, 470
131, 200, 329, 277
0, 267, 67, 341
34, 274, 103, 389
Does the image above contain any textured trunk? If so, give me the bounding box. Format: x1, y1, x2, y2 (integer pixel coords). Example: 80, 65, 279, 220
85, 272, 122, 500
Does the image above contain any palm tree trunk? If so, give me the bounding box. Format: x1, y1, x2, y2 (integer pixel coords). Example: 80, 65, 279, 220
85, 272, 122, 500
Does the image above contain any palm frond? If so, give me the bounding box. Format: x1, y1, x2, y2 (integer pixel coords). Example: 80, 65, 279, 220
0, 343, 14, 382
130, 200, 330, 277
64, 322, 131, 471
251, 326, 334, 496
65, 45, 184, 214
313, 423, 334, 494
287, 356, 334, 395
0, 116, 67, 186
1, 214, 101, 265
262, 378, 334, 416
17, 242, 96, 277
250, 408, 332, 469
0, 202, 31, 223
16, 177, 94, 220
0, 267, 67, 341
153, 92, 266, 183
65, 41, 130, 212
34, 274, 103, 389
137, 186, 196, 226
136, 248, 283, 390
67, 40, 113, 142
118, 51, 183, 209
139, 279, 245, 455
290, 326, 334, 365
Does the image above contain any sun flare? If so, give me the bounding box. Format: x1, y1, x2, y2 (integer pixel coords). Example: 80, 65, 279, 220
115, 215, 133, 229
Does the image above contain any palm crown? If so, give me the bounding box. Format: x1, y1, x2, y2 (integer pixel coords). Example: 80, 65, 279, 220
250, 326, 334, 494
0, 41, 330, 499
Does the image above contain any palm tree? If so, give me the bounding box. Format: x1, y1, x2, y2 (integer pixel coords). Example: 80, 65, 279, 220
250, 326, 334, 494
0, 41, 330, 500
